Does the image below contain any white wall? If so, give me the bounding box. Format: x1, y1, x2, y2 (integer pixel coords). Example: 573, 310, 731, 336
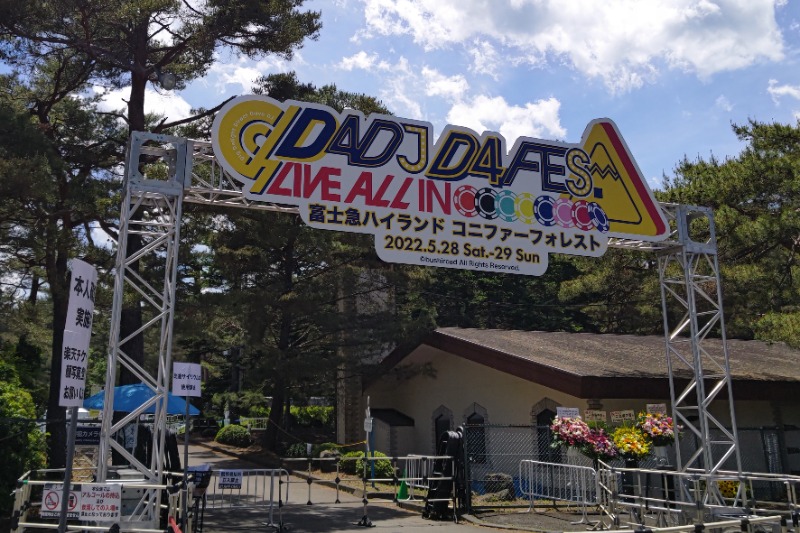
364, 344, 786, 455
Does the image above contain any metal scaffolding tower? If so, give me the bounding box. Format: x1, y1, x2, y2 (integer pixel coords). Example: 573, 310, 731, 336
99, 132, 741, 519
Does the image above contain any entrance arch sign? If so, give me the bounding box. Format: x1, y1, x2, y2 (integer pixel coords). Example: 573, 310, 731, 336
97, 107, 742, 524
211, 95, 668, 275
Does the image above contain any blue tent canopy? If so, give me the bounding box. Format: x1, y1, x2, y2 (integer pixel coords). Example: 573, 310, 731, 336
84, 383, 200, 416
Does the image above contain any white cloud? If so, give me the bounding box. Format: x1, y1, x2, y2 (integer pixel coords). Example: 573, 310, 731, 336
446, 94, 566, 142
468, 39, 501, 80
421, 67, 469, 100
93, 86, 192, 121
337, 50, 389, 71
206, 56, 294, 94
715, 95, 733, 112
359, 0, 785, 93
767, 79, 800, 104
378, 57, 424, 118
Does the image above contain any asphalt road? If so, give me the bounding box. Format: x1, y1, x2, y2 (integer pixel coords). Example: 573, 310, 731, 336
186, 442, 499, 533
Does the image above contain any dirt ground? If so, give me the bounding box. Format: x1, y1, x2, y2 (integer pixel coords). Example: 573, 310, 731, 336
469, 506, 607, 532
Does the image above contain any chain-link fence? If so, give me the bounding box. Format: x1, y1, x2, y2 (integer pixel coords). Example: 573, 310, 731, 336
462, 424, 800, 511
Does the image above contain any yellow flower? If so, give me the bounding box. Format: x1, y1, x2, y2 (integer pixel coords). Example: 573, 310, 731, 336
611, 426, 651, 459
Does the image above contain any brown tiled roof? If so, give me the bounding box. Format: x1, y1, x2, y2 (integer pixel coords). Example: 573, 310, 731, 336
379, 328, 800, 400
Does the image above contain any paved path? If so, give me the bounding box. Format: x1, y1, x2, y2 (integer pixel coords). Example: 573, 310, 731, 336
185, 443, 497, 533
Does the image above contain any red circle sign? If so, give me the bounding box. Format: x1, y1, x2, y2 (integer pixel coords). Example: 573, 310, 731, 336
44, 491, 60, 511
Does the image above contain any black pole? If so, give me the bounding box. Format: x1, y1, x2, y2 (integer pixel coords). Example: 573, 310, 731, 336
58, 407, 78, 533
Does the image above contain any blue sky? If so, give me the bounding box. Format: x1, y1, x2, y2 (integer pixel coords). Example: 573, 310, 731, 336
110, 0, 800, 190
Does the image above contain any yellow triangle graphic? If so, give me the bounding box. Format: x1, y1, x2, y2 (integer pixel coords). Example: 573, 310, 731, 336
579, 120, 667, 239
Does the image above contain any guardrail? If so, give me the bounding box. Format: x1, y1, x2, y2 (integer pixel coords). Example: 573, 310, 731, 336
594, 461, 800, 530
238, 417, 268, 430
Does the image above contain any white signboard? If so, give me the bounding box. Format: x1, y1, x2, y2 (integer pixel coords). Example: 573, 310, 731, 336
556, 407, 581, 419
41, 484, 80, 519
59, 259, 97, 407
584, 410, 607, 423
60, 329, 90, 406
610, 410, 636, 424
218, 470, 243, 490
647, 403, 668, 415
172, 362, 202, 397
80, 483, 122, 521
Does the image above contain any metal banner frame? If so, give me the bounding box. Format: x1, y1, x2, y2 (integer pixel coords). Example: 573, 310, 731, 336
99, 132, 741, 521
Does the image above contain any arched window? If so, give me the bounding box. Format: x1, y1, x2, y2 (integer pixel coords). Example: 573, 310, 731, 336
431, 405, 453, 452
531, 398, 561, 463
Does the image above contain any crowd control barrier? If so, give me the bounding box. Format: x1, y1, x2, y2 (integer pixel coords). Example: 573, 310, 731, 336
519, 459, 599, 524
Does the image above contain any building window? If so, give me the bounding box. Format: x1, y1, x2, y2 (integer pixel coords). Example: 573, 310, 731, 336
431, 405, 453, 453
531, 398, 561, 463
435, 414, 451, 441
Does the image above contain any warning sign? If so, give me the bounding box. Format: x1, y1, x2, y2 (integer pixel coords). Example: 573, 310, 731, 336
80, 483, 122, 521
218, 470, 242, 490
41, 483, 81, 519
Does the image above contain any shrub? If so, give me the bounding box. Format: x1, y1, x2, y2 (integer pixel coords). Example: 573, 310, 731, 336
214, 424, 251, 447
290, 406, 333, 427
364, 451, 394, 479
311, 442, 340, 457
338, 451, 364, 474
338, 450, 393, 479
0, 368, 46, 514
285, 442, 310, 458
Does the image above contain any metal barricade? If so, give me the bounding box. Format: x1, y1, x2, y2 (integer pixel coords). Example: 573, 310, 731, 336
403, 455, 435, 500
11, 467, 179, 533
200, 468, 288, 531
280, 454, 457, 526
519, 459, 598, 524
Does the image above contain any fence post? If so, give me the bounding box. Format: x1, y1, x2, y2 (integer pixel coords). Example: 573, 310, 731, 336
463, 425, 472, 513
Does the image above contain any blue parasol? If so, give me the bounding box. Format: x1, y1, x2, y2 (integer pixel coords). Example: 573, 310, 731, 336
83, 383, 200, 416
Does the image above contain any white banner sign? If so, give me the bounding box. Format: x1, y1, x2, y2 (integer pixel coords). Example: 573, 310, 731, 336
218, 470, 243, 490
584, 410, 607, 422
172, 362, 202, 397
610, 410, 636, 424
60, 329, 90, 406
59, 259, 97, 407
65, 259, 97, 342
80, 483, 122, 521
556, 407, 581, 419
647, 403, 668, 415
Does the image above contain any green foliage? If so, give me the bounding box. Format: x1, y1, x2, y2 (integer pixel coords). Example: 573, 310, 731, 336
253, 72, 390, 115
0, 361, 47, 514
311, 442, 340, 457
337, 450, 393, 478
290, 405, 333, 427
285, 442, 310, 458
338, 451, 365, 475
214, 424, 251, 447
210, 390, 269, 421
249, 406, 270, 417
660, 120, 800, 345
424, 258, 588, 332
